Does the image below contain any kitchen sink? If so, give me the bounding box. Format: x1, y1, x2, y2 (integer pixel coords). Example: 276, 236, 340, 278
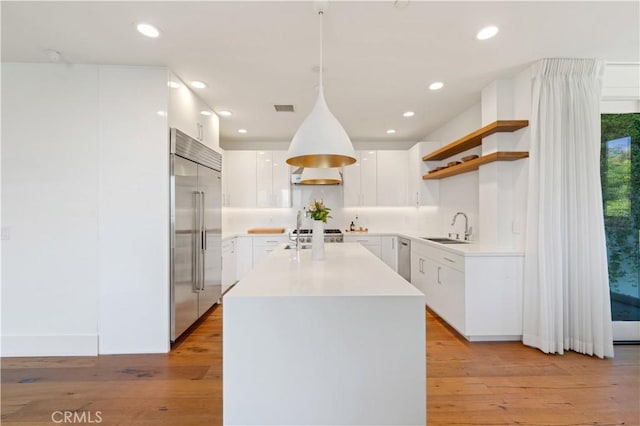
283, 243, 312, 250
422, 237, 469, 244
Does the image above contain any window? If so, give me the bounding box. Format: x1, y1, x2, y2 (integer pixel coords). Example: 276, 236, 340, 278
601, 113, 639, 322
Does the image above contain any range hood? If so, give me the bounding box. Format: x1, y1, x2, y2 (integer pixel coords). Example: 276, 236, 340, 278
291, 167, 342, 185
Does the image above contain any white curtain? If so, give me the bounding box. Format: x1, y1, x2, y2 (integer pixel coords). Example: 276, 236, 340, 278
523, 58, 614, 358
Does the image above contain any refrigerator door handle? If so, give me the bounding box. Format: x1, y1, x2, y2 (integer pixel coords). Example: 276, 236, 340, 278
193, 191, 201, 292
200, 191, 206, 291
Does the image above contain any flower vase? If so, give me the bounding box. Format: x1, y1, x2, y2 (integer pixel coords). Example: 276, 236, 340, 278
311, 220, 325, 260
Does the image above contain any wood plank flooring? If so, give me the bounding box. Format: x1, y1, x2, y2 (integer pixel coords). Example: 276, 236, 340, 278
2, 305, 638, 425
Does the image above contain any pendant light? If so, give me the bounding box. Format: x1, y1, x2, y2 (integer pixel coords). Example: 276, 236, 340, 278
286, 1, 356, 169
300, 167, 342, 185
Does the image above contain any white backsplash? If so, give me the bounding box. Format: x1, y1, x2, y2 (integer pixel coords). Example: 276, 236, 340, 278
223, 202, 442, 236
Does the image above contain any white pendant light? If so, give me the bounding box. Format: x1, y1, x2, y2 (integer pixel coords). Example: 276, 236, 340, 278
300, 167, 342, 185
286, 2, 356, 169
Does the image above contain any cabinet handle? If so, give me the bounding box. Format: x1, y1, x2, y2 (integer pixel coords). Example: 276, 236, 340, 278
419, 258, 424, 273
437, 266, 442, 284
443, 257, 455, 263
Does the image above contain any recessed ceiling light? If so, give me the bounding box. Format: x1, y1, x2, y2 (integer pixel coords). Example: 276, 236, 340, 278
136, 23, 160, 38
190, 81, 208, 89
238, 129, 247, 134
386, 129, 396, 134
429, 82, 444, 91
200, 110, 213, 116
476, 26, 499, 40
403, 111, 415, 117
217, 110, 232, 117
167, 81, 181, 89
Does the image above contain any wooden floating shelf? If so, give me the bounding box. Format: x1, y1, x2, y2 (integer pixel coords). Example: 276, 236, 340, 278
422, 120, 529, 161
423, 152, 529, 180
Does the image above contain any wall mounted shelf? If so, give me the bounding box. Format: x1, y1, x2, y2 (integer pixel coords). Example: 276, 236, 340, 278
423, 152, 529, 180
421, 120, 529, 161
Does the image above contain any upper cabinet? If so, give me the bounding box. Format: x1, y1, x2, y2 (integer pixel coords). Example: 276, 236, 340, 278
224, 150, 291, 208
168, 72, 220, 151
256, 151, 291, 208
422, 120, 529, 180
377, 151, 408, 206
408, 143, 439, 206
343, 151, 377, 206
344, 150, 414, 207
223, 151, 257, 207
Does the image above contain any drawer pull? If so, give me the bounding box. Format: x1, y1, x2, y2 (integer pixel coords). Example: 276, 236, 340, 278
443, 257, 456, 263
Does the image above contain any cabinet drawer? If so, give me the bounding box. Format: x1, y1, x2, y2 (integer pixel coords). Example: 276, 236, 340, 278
344, 235, 381, 245
421, 244, 465, 272
252, 236, 288, 248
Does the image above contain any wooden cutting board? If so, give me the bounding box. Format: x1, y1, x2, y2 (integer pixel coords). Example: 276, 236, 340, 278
247, 228, 286, 234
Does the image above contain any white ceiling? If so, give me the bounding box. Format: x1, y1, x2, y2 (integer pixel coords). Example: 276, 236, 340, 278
2, 1, 638, 148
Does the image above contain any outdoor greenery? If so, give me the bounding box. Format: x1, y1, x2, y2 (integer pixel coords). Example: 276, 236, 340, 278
600, 113, 639, 299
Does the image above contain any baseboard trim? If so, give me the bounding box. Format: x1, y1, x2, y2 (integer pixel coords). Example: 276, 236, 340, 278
1, 334, 98, 357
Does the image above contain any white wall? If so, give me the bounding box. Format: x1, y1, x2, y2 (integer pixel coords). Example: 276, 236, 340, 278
1, 63, 171, 356
1, 64, 100, 356
422, 103, 482, 239
97, 66, 170, 354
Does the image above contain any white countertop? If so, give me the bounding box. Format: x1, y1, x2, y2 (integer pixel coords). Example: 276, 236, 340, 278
225, 242, 424, 298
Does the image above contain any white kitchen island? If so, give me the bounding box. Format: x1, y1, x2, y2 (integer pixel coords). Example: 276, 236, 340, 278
223, 243, 426, 426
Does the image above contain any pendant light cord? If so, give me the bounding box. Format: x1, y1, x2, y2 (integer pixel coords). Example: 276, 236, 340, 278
318, 10, 324, 91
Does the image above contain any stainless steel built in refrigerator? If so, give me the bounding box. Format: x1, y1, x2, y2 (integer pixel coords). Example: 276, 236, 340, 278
170, 128, 222, 342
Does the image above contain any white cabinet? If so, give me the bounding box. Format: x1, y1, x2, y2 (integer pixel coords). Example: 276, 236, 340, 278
410, 239, 523, 341
256, 151, 291, 208
222, 238, 238, 294
345, 235, 381, 258
343, 150, 409, 207
408, 142, 440, 206
223, 151, 257, 207
343, 151, 377, 206
377, 151, 408, 206
235, 237, 253, 281
380, 236, 398, 272
252, 235, 289, 267
168, 72, 220, 151
223, 151, 290, 208
410, 243, 429, 296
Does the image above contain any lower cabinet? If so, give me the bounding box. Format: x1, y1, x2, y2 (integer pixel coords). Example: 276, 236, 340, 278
344, 235, 381, 258
222, 238, 237, 294
411, 240, 523, 341
252, 235, 289, 266
235, 237, 253, 282
380, 236, 398, 272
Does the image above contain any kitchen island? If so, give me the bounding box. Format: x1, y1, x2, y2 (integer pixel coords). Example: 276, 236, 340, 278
223, 243, 426, 426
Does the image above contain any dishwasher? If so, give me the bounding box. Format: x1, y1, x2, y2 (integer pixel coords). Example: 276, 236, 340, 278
398, 237, 411, 282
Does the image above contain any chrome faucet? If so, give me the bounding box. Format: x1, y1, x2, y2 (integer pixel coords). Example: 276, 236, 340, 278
451, 211, 472, 241
295, 210, 302, 250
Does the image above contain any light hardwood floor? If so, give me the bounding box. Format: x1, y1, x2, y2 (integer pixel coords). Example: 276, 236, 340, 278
2, 305, 638, 425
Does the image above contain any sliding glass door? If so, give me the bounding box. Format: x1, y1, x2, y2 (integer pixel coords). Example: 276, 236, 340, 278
601, 112, 640, 341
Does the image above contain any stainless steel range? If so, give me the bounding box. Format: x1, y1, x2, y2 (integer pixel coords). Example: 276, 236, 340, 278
290, 228, 344, 243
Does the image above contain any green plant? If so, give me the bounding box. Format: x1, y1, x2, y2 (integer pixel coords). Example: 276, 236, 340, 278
307, 200, 332, 223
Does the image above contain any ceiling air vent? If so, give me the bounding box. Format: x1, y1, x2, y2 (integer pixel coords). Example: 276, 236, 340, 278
274, 104, 295, 112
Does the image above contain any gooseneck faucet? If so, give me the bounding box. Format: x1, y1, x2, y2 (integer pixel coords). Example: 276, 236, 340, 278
296, 210, 302, 250
451, 211, 472, 241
